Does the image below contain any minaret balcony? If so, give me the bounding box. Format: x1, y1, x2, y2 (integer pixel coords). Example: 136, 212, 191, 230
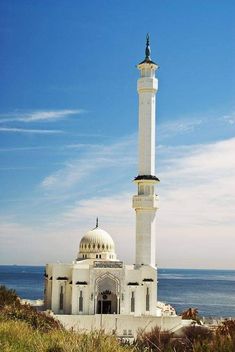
137, 77, 158, 92
132, 194, 158, 210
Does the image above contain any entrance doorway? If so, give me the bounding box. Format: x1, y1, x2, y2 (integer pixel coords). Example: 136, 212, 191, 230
95, 274, 120, 314
97, 299, 111, 314
97, 291, 117, 314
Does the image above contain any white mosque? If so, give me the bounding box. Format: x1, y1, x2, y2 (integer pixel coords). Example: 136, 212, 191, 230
44, 36, 183, 336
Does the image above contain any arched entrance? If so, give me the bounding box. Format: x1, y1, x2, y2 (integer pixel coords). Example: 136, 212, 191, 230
97, 290, 117, 314
95, 273, 120, 314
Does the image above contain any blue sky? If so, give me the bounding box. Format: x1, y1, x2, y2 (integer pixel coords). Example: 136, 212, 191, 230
0, 0, 235, 268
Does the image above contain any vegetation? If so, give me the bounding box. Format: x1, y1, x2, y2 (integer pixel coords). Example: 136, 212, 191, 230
181, 307, 200, 321
0, 285, 62, 332
0, 285, 18, 306
134, 326, 173, 351
0, 319, 133, 352
0, 285, 235, 351
132, 323, 235, 352
0, 285, 133, 352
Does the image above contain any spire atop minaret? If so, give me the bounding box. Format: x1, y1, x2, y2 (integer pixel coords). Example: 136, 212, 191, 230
138, 33, 158, 66
145, 33, 151, 60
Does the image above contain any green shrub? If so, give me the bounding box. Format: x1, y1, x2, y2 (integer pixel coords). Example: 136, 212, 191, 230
216, 319, 235, 338
0, 285, 19, 307
183, 325, 212, 343
134, 325, 173, 351
1, 303, 62, 332
0, 285, 62, 332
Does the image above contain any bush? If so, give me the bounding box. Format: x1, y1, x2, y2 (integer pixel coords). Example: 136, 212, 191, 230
0, 285, 62, 332
1, 303, 62, 332
216, 319, 235, 338
183, 325, 212, 343
0, 286, 134, 351
0, 285, 19, 307
134, 326, 173, 351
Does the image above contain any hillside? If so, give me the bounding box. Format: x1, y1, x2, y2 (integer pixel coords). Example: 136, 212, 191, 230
0, 285, 235, 352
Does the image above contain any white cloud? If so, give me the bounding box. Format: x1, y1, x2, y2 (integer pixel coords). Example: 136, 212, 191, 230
62, 193, 135, 263
1, 137, 234, 268
158, 138, 235, 227
63, 193, 133, 225
0, 219, 39, 264
154, 138, 235, 268
0, 166, 43, 170
158, 118, 202, 139
34, 136, 232, 268
1, 111, 235, 268
41, 134, 136, 191
0, 144, 96, 152
0, 127, 63, 134
0, 218, 73, 265
57, 137, 235, 268
0, 146, 51, 152
0, 109, 83, 123
222, 113, 235, 125
158, 110, 235, 141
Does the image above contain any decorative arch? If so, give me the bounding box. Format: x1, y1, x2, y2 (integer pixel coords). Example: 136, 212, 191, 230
95, 272, 120, 314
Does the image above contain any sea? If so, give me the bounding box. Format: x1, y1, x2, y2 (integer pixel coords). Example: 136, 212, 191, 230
0, 265, 234, 318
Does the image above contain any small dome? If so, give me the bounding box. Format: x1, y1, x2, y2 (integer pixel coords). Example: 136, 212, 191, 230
77, 226, 117, 261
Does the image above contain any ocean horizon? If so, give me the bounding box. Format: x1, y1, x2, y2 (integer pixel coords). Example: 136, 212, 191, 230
0, 265, 234, 318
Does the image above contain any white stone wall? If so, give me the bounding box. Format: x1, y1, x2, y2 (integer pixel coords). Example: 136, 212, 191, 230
45, 261, 158, 317
56, 314, 182, 338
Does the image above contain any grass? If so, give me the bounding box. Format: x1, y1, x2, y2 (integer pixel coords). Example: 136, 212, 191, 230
1, 317, 235, 352
0, 285, 132, 351
0, 318, 133, 352
1, 285, 235, 351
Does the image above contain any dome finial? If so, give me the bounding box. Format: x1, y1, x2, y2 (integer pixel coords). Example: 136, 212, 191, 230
145, 33, 151, 60
96, 217, 99, 228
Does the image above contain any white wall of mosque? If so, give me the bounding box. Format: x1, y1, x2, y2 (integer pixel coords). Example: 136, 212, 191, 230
44, 262, 157, 316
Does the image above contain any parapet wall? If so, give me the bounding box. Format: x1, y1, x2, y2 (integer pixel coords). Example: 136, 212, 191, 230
55, 314, 182, 338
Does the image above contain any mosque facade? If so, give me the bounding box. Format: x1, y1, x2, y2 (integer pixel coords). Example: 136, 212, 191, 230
44, 36, 175, 322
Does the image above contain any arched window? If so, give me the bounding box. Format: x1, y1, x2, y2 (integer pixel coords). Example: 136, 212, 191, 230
59, 286, 64, 311
93, 244, 95, 249
97, 244, 100, 249
131, 291, 135, 312
139, 185, 144, 195
96, 254, 98, 258
146, 287, 150, 311
102, 244, 105, 249
79, 291, 83, 312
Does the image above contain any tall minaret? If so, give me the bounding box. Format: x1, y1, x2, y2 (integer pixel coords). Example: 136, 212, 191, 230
133, 34, 159, 268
